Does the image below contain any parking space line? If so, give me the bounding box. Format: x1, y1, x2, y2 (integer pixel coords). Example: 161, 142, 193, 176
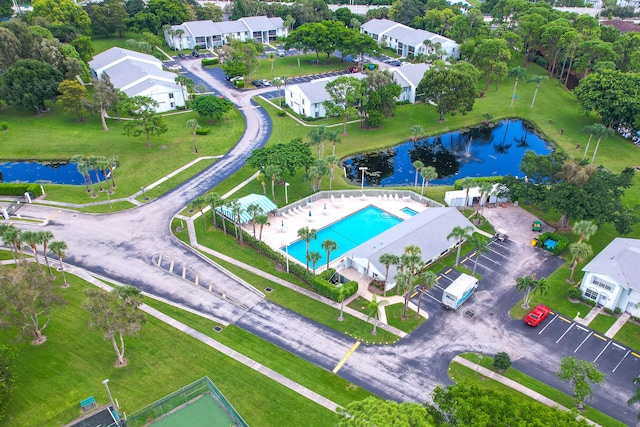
488, 241, 516, 253
556, 323, 574, 343
480, 253, 502, 264
410, 291, 419, 298
575, 324, 588, 332
633, 352, 640, 359
594, 340, 611, 363
613, 350, 630, 372
539, 314, 558, 334
471, 261, 495, 273
485, 249, 510, 260
426, 292, 441, 303
613, 342, 625, 350
333, 341, 361, 373
593, 333, 607, 341
558, 316, 572, 323
445, 268, 452, 274
574, 331, 593, 353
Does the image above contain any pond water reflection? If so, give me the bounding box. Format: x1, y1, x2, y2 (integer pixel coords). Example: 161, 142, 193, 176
343, 119, 552, 186
0, 160, 94, 185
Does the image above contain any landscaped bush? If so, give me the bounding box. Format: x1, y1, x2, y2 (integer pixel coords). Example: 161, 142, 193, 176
493, 352, 511, 371
195, 128, 211, 135
568, 287, 582, 300
201, 58, 219, 66
396, 100, 410, 105
175, 105, 186, 111
453, 176, 503, 190
277, 110, 286, 117
0, 122, 8, 131
0, 183, 43, 197
535, 232, 569, 255
235, 80, 245, 88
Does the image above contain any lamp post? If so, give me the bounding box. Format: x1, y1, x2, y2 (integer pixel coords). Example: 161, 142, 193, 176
102, 379, 120, 426
475, 355, 483, 374
359, 166, 368, 192
140, 186, 147, 200
284, 182, 290, 204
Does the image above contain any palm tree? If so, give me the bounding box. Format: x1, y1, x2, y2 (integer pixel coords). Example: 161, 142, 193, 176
264, 164, 282, 202
420, 166, 438, 196
21, 230, 42, 266
469, 235, 488, 275
39, 231, 55, 277
591, 125, 614, 164
256, 214, 269, 243
186, 119, 201, 153
204, 192, 223, 228
580, 124, 599, 160
174, 28, 185, 50
256, 173, 267, 195
410, 125, 423, 146
326, 130, 341, 157
416, 270, 437, 318
88, 156, 105, 192
366, 295, 388, 334
175, 75, 194, 103
246, 203, 263, 238
568, 242, 593, 283
97, 157, 113, 194
378, 253, 399, 296
190, 197, 207, 230
527, 75, 548, 109
268, 52, 275, 78
516, 274, 550, 308
475, 181, 494, 216
627, 375, 640, 422
460, 177, 476, 208
573, 220, 597, 243
321, 239, 338, 270
337, 284, 351, 321
412, 160, 424, 191
508, 66, 527, 109
1, 225, 23, 259
273, 76, 285, 106
307, 251, 321, 274
395, 270, 413, 320
447, 226, 474, 266
70, 155, 90, 192
227, 198, 244, 243
49, 241, 68, 286
78, 160, 97, 198
326, 155, 338, 189
297, 226, 317, 270
308, 126, 327, 159
399, 245, 423, 319
108, 156, 119, 188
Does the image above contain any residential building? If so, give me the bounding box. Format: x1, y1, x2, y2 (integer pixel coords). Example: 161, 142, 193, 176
345, 207, 476, 291
89, 47, 185, 113
360, 19, 460, 60
165, 16, 287, 50
579, 238, 640, 315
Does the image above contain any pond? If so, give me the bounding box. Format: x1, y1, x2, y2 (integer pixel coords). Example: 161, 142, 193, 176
342, 119, 552, 186
0, 161, 97, 185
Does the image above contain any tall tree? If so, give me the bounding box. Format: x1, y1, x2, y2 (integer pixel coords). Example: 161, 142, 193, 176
420, 166, 438, 196
573, 220, 597, 243
508, 66, 527, 109
1, 59, 63, 114
227, 198, 244, 243
447, 226, 474, 266
0, 27, 21, 72
92, 74, 119, 131
204, 192, 223, 228
0, 262, 65, 344
49, 241, 68, 286
568, 242, 592, 283
264, 164, 282, 202
515, 273, 549, 308
471, 38, 511, 91
323, 76, 363, 135
379, 253, 399, 296
321, 239, 338, 270
185, 119, 201, 153
39, 231, 55, 278
255, 214, 269, 243
245, 203, 263, 238
627, 375, 640, 423
416, 270, 437, 319
297, 226, 317, 270
57, 79, 89, 121
590, 125, 614, 165
121, 96, 168, 147
412, 160, 424, 191
83, 286, 146, 366
417, 64, 476, 121
469, 235, 488, 275
190, 197, 207, 230
21, 231, 43, 267
31, 0, 91, 34
580, 124, 601, 160
307, 251, 321, 274
556, 356, 605, 409
174, 75, 193, 103
410, 125, 423, 145
191, 95, 233, 122
86, 0, 128, 37
527, 75, 547, 110
366, 294, 388, 335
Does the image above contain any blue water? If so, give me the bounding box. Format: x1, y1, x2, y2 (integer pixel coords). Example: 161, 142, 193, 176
283, 206, 402, 267
0, 161, 99, 185
343, 119, 552, 186
401, 207, 418, 216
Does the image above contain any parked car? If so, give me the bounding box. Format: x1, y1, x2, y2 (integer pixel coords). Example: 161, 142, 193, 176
177, 53, 186, 59
524, 305, 551, 326
191, 51, 200, 57
348, 66, 358, 73
276, 49, 285, 57
167, 64, 182, 71
252, 80, 265, 87
258, 79, 271, 87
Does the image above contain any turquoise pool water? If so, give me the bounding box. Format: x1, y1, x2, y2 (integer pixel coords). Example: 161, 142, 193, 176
401, 207, 418, 216
283, 206, 402, 267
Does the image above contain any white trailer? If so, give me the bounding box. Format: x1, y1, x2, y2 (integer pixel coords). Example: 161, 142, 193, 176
442, 273, 478, 310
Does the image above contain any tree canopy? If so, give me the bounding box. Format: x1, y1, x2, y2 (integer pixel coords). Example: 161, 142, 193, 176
191, 95, 233, 121
417, 64, 477, 121
247, 137, 313, 176
0, 59, 63, 114
337, 396, 433, 427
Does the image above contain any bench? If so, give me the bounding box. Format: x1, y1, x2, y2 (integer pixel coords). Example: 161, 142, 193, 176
80, 396, 98, 413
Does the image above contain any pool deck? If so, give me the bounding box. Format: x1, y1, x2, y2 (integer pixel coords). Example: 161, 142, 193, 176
253, 194, 430, 272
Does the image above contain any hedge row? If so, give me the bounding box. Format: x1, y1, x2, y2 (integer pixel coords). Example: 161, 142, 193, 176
453, 176, 503, 190
0, 183, 43, 197
201, 58, 219, 66
536, 232, 569, 255
210, 214, 358, 302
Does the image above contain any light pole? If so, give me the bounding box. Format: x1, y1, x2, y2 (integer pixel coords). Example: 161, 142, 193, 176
475, 355, 483, 374
140, 186, 147, 200
102, 379, 120, 426
284, 182, 290, 205
359, 166, 368, 192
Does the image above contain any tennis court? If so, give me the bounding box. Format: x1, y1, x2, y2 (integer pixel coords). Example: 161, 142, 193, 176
150, 394, 234, 427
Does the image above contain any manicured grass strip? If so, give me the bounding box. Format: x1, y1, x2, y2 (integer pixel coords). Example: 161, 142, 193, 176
588, 313, 618, 335
385, 303, 426, 332
141, 296, 373, 407
76, 200, 137, 213
0, 274, 338, 427
137, 157, 218, 202
614, 321, 640, 351
347, 296, 372, 314
456, 353, 626, 427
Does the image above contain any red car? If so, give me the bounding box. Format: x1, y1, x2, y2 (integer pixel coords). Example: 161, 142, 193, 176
348, 66, 358, 73
524, 305, 551, 326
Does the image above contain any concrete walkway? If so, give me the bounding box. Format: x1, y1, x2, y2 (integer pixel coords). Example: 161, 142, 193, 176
453, 356, 600, 427
575, 306, 631, 339
605, 312, 630, 338
575, 306, 602, 326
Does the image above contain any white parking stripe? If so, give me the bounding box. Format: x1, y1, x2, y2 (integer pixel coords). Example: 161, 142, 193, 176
556, 323, 575, 343
594, 340, 612, 363
480, 253, 502, 264
575, 324, 589, 332
574, 331, 593, 353
486, 248, 510, 260
539, 313, 559, 334
613, 342, 626, 350
613, 350, 630, 372
488, 241, 516, 253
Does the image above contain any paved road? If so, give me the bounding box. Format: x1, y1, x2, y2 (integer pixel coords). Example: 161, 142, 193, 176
7, 59, 638, 424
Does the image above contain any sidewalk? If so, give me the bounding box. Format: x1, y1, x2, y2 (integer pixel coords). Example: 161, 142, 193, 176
453, 356, 600, 427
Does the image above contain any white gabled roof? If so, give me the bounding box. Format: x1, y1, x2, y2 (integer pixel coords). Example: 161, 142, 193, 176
582, 238, 640, 291
89, 47, 160, 74
103, 60, 176, 91
392, 63, 430, 88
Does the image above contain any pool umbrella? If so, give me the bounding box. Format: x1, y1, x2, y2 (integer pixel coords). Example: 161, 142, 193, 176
281, 219, 284, 227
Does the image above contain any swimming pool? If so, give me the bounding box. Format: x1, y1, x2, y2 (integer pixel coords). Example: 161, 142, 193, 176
401, 207, 418, 216
283, 206, 402, 268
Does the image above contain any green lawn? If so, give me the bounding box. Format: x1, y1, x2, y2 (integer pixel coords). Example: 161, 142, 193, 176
385, 303, 426, 332
614, 321, 640, 351
0, 274, 339, 427
454, 353, 626, 427
250, 55, 354, 80
588, 313, 618, 335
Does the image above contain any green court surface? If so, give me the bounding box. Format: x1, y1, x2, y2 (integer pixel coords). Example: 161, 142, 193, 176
150, 394, 235, 427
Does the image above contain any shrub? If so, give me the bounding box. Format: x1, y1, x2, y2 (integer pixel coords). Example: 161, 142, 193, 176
568, 287, 582, 299
535, 232, 569, 255
365, 110, 384, 128
453, 176, 503, 190
0, 184, 42, 197
195, 128, 211, 135
493, 352, 511, 371
0, 122, 8, 131
235, 80, 245, 88
396, 100, 410, 105
277, 110, 286, 117
201, 58, 219, 66
614, 307, 621, 315
175, 105, 186, 111
603, 307, 614, 315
